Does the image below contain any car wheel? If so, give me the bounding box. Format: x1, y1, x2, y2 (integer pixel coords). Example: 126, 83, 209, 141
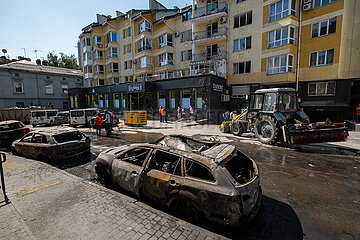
95, 165, 112, 187
254, 115, 279, 145
171, 199, 201, 223
231, 121, 244, 136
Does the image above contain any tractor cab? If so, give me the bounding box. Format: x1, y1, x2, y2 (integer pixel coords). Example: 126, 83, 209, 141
249, 88, 299, 113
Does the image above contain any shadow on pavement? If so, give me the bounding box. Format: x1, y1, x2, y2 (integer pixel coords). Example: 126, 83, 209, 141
48, 153, 95, 170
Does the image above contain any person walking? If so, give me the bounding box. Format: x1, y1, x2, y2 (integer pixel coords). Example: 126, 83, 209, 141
223, 110, 230, 122
94, 113, 102, 136
159, 106, 163, 123
162, 107, 167, 123
177, 106, 181, 121
181, 107, 185, 121
190, 106, 194, 121
103, 110, 112, 136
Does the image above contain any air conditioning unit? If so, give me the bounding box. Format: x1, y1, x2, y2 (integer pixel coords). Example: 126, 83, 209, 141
221, 94, 230, 102
304, 0, 312, 3
174, 32, 180, 37
220, 17, 227, 24
303, 3, 312, 11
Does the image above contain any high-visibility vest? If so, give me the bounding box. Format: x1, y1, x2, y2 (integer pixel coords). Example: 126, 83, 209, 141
161, 109, 166, 116
95, 116, 102, 126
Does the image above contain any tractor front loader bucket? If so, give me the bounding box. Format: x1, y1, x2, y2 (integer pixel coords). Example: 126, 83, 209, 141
288, 127, 348, 145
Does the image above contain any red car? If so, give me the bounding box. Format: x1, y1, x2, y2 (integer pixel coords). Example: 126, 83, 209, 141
0, 120, 30, 148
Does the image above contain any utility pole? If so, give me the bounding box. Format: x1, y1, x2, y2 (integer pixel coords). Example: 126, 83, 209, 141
33, 49, 43, 59
21, 48, 27, 57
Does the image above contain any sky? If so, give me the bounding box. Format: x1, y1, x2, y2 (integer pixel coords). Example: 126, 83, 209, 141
0, 0, 192, 62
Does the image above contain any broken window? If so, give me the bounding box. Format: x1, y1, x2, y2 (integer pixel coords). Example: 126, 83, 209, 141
224, 150, 255, 184
149, 150, 182, 176
121, 148, 151, 167
53, 132, 83, 143
185, 159, 215, 182
31, 134, 48, 144
21, 133, 33, 142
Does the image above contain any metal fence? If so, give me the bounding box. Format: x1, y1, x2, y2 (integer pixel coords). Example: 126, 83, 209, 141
193, 26, 227, 41
193, 2, 228, 19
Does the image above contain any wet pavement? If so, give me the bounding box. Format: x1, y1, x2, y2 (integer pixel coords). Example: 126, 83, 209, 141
44, 128, 360, 240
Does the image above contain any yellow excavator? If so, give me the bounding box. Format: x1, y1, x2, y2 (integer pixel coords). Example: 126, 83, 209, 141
220, 88, 348, 145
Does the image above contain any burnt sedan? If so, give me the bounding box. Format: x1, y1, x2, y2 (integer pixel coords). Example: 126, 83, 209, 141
12, 129, 90, 161
95, 135, 261, 226
0, 120, 30, 148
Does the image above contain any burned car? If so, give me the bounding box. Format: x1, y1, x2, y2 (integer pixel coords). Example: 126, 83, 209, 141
12, 129, 90, 161
95, 135, 261, 226
0, 120, 30, 148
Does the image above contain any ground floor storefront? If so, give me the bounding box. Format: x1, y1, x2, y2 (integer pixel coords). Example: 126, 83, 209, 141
69, 75, 228, 123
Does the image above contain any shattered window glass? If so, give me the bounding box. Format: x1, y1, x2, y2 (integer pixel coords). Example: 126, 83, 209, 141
31, 134, 48, 144
21, 133, 33, 142
185, 159, 215, 182
121, 148, 151, 167
149, 150, 181, 175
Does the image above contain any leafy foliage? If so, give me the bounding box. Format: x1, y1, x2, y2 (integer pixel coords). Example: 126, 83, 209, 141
47, 51, 79, 69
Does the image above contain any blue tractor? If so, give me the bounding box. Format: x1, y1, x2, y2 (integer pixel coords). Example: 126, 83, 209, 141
221, 88, 348, 145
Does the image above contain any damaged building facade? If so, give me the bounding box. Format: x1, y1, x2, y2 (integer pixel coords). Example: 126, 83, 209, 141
71, 0, 360, 122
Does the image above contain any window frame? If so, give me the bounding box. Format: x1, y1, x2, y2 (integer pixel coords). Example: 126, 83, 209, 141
14, 82, 24, 93
234, 11, 252, 28
267, 54, 295, 75
268, 26, 296, 48
311, 17, 336, 38
308, 81, 336, 96
233, 61, 251, 75
313, 0, 337, 9
184, 158, 216, 183
269, 0, 296, 22
234, 36, 252, 52
309, 49, 334, 67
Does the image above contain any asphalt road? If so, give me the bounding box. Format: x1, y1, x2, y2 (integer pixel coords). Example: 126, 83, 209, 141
37, 127, 358, 240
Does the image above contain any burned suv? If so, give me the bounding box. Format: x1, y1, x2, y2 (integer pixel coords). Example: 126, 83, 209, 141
95, 135, 261, 226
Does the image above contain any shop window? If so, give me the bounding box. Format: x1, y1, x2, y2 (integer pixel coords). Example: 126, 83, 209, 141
169, 90, 175, 109
158, 91, 166, 108
196, 90, 203, 109
122, 94, 126, 108
105, 94, 109, 108
182, 90, 191, 108
99, 95, 104, 108
114, 94, 120, 108
308, 81, 336, 96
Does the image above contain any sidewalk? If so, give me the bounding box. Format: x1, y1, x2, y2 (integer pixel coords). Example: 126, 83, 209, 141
0, 153, 227, 240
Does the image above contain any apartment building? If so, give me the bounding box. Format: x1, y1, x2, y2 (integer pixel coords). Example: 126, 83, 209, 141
75, 0, 359, 121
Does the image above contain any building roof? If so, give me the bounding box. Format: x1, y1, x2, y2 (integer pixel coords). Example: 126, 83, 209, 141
0, 60, 83, 77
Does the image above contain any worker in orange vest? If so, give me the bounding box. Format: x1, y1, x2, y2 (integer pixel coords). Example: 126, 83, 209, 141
162, 107, 167, 123
159, 106, 163, 122
94, 113, 102, 136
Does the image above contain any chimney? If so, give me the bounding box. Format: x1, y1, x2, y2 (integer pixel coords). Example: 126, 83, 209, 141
36, 59, 41, 65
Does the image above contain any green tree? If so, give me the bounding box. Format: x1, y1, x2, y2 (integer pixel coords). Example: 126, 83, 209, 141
47, 51, 78, 69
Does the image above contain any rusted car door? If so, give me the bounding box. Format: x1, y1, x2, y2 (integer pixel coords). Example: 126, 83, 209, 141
111, 147, 152, 195
15, 133, 34, 156
141, 150, 182, 203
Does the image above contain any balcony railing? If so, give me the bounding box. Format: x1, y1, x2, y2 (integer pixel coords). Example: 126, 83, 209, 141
193, 2, 227, 19
191, 50, 228, 62
193, 26, 227, 41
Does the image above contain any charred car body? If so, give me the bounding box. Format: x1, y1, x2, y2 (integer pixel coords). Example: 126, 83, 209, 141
0, 120, 30, 148
12, 129, 90, 161
95, 135, 261, 226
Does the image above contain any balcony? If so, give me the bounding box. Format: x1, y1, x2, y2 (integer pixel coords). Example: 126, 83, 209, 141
84, 73, 93, 79
83, 45, 91, 53
83, 59, 92, 66
193, 26, 227, 44
193, 2, 227, 23
191, 50, 227, 63
138, 46, 152, 52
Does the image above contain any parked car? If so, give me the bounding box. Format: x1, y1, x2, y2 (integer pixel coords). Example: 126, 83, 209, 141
70, 108, 97, 127
12, 129, 90, 161
0, 120, 30, 148
54, 111, 70, 125
30, 110, 58, 127
95, 135, 261, 226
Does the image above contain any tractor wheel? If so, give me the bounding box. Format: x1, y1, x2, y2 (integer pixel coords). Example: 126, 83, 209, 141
254, 115, 279, 145
231, 121, 244, 136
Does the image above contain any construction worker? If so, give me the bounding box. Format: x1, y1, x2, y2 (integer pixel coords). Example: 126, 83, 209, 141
94, 113, 102, 136
161, 107, 167, 123
103, 110, 111, 136
159, 106, 163, 122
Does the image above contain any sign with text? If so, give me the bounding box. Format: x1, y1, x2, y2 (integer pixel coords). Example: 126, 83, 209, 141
128, 83, 144, 92
212, 83, 224, 93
